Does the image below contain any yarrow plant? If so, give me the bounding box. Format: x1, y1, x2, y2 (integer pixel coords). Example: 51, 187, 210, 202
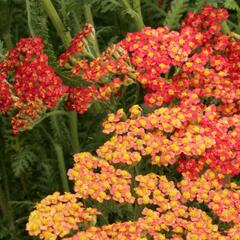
0, 37, 67, 134
20, 4, 240, 240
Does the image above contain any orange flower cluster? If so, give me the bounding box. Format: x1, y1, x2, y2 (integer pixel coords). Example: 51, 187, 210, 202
26, 192, 100, 240
63, 221, 147, 240
68, 152, 134, 203
179, 170, 240, 223
98, 95, 212, 166
27, 148, 240, 240
43, 169, 240, 240
98, 92, 240, 179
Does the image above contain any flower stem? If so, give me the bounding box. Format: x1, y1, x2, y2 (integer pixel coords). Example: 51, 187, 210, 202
26, 0, 35, 36
0, 158, 16, 235
83, 3, 100, 56
69, 111, 80, 153
41, 0, 80, 153
132, 0, 144, 31
2, 31, 13, 50
31, 110, 68, 129
54, 143, 70, 192
41, 0, 71, 47
41, 126, 70, 192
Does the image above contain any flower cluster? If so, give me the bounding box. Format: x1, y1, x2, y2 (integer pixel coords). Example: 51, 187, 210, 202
61, 5, 240, 116
11, 99, 47, 135
66, 86, 98, 114
26, 192, 100, 240
59, 23, 94, 66
63, 221, 147, 240
99, 92, 240, 179
179, 170, 240, 223
0, 37, 67, 133
27, 150, 240, 240
30, 168, 240, 240
68, 152, 134, 203
26, 6, 240, 240
0, 72, 13, 113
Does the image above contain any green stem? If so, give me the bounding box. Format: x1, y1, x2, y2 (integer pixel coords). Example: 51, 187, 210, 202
54, 144, 70, 192
26, 0, 35, 36
41, 0, 71, 47
40, 126, 70, 192
0, 159, 16, 234
0, 184, 7, 217
72, 11, 82, 32
83, 3, 100, 56
69, 111, 80, 153
41, 0, 80, 154
132, 0, 144, 30
31, 110, 68, 129
2, 31, 13, 50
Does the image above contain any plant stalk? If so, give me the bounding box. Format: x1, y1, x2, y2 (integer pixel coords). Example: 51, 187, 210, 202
41, 0, 71, 47
41, 126, 70, 192
69, 111, 80, 153
0, 158, 16, 234
41, 0, 80, 153
83, 3, 100, 56
2, 31, 13, 50
132, 0, 144, 30
54, 143, 70, 192
26, 0, 35, 36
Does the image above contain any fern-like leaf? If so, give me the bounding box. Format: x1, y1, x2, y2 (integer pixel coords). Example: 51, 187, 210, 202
90, 0, 121, 13
12, 147, 37, 177
27, 0, 58, 64
164, 0, 189, 29
224, 0, 239, 10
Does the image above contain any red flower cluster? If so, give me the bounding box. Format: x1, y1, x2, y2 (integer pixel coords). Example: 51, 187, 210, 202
59, 23, 94, 66
0, 72, 13, 112
66, 86, 97, 114
14, 53, 67, 109
61, 6, 238, 116
0, 37, 67, 133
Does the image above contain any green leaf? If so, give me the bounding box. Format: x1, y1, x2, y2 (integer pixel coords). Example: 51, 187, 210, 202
164, 0, 189, 29
12, 147, 37, 177
224, 0, 239, 10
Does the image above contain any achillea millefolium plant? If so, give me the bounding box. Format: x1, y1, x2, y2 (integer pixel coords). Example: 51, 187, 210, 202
1, 0, 240, 240
23, 5, 240, 240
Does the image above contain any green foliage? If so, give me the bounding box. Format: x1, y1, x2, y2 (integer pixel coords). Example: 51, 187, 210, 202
120, 83, 141, 110
12, 146, 38, 177
224, 0, 239, 10
164, 0, 190, 29
26, 0, 58, 63
90, 0, 122, 13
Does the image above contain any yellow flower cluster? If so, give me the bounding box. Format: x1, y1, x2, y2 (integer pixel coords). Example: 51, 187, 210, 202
26, 192, 100, 240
